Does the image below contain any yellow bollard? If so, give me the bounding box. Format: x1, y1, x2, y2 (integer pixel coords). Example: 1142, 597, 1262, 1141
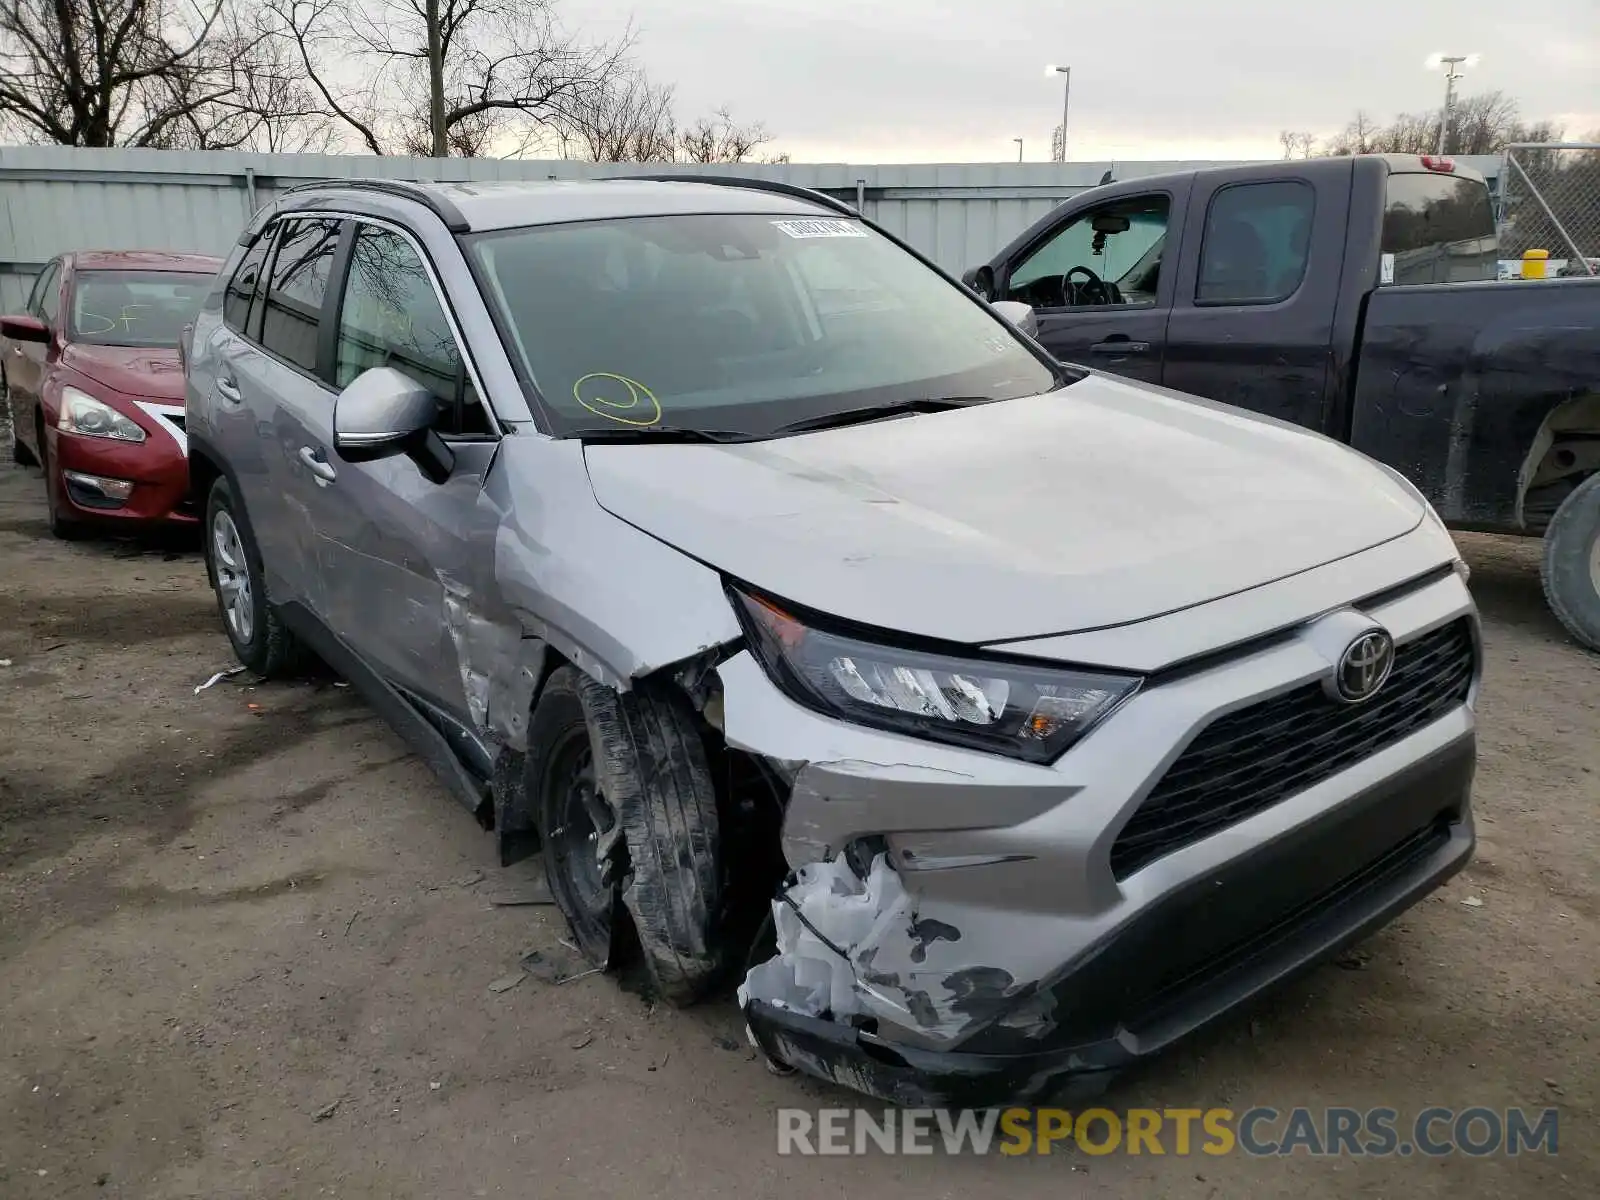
1522, 248, 1549, 279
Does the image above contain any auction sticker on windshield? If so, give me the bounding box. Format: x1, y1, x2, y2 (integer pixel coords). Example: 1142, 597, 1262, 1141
772, 219, 868, 239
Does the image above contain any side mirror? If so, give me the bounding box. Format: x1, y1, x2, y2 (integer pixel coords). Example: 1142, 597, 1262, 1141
333, 366, 454, 482
1, 315, 50, 344
963, 264, 996, 301
990, 300, 1037, 338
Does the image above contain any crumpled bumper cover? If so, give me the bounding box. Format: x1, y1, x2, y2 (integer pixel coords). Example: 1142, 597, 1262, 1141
742, 734, 1475, 1108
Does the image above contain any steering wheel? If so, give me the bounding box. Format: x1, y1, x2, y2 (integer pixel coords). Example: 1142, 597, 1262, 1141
1064, 264, 1112, 306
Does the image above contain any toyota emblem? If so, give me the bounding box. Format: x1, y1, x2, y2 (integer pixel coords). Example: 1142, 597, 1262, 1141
1334, 629, 1395, 703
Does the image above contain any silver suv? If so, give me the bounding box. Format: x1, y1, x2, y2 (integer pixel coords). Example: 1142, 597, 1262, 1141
184, 177, 1479, 1107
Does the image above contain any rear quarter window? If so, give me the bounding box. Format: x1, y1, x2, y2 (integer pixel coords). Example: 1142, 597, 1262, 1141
1381, 174, 1498, 285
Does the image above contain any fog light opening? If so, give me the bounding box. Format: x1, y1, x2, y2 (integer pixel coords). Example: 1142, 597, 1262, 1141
63, 470, 134, 504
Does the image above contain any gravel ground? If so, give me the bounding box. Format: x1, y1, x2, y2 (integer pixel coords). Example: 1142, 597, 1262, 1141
0, 455, 1595, 1199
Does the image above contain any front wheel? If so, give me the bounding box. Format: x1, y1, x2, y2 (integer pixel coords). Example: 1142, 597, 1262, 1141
1541, 472, 1600, 652
204, 477, 301, 676
39, 422, 85, 540
6, 376, 36, 466
529, 665, 723, 1006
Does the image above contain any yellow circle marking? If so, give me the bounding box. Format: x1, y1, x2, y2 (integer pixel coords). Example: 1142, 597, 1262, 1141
573, 372, 662, 427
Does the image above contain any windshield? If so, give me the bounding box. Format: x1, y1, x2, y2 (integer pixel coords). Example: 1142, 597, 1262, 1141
70, 270, 213, 347
466, 214, 1060, 435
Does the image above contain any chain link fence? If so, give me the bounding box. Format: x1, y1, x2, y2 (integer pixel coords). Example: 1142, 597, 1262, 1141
1499, 142, 1600, 276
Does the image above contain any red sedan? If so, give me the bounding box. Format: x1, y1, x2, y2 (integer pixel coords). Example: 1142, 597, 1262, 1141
3, 250, 222, 538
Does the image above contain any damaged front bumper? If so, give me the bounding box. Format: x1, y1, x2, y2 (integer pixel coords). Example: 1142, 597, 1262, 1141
743, 746, 1473, 1107
725, 569, 1479, 1107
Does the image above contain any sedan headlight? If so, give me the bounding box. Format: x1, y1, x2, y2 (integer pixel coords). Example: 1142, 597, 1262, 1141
57, 387, 146, 443
734, 590, 1140, 763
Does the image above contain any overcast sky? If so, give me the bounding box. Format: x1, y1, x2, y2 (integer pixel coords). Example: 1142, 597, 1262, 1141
579, 0, 1600, 162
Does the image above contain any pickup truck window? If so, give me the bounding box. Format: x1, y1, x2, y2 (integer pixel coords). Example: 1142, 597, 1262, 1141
1381, 173, 1498, 285
1006, 195, 1169, 309
1196, 180, 1314, 306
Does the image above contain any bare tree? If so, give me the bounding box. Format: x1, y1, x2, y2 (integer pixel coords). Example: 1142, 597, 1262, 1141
0, 0, 295, 147
1279, 130, 1315, 159
143, 8, 336, 151
554, 66, 676, 162
269, 0, 632, 157
677, 106, 771, 164
1326, 92, 1561, 157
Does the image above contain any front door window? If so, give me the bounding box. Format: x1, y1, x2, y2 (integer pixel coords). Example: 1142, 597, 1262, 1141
1003, 195, 1170, 310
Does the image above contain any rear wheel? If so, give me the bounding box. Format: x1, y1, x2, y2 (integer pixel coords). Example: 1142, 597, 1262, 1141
531, 665, 723, 1006
1541, 472, 1600, 652
204, 476, 301, 676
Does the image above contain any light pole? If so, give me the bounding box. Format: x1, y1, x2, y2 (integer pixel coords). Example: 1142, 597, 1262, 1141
1046, 64, 1071, 162
1425, 53, 1479, 155
1014, 137, 1024, 162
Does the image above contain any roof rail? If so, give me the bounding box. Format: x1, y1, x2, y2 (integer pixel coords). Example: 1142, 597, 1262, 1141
629, 173, 858, 218
278, 177, 469, 232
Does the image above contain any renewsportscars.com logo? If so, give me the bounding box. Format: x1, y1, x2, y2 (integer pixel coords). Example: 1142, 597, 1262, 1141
776, 1106, 1561, 1157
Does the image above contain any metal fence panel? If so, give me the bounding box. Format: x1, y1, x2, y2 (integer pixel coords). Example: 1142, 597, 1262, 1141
1499, 143, 1600, 274
0, 146, 1269, 311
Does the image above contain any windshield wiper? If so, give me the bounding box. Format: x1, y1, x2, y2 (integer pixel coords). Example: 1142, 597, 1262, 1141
765, 396, 995, 438
573, 426, 758, 444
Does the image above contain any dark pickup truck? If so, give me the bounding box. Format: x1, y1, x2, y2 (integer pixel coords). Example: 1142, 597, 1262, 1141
964, 154, 1600, 650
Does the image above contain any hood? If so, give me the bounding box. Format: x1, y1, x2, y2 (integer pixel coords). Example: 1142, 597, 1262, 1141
60, 344, 185, 400
582, 375, 1424, 645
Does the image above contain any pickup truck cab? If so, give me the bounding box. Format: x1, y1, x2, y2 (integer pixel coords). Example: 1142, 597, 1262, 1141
965, 155, 1600, 650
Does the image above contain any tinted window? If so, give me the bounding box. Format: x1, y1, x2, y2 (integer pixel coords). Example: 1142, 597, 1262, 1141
70, 271, 213, 347
225, 229, 273, 335
1005, 196, 1169, 308
335, 225, 489, 435
467, 214, 1057, 437
1196, 181, 1315, 305
259, 217, 341, 372
1381, 173, 1497, 285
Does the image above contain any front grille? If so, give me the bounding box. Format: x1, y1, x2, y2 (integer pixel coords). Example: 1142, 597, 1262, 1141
1109, 618, 1475, 880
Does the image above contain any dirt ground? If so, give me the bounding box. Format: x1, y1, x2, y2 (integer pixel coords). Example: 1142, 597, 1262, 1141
0, 455, 1595, 1200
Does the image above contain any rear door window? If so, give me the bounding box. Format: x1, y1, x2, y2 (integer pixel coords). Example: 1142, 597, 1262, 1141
1381, 173, 1498, 284
225, 227, 275, 337
259, 217, 342, 373
1196, 180, 1315, 305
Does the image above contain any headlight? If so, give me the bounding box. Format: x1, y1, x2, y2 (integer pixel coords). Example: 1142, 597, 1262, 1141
734, 590, 1140, 763
57, 387, 146, 443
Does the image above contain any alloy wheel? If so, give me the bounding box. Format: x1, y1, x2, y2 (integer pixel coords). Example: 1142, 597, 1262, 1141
211, 509, 254, 644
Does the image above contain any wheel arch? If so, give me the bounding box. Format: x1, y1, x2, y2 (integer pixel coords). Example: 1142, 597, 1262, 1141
1516, 391, 1600, 532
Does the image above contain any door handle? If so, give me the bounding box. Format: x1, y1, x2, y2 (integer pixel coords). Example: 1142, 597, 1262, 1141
11, 345, 23, 356
1089, 339, 1151, 354
298, 445, 337, 483
215, 375, 242, 403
